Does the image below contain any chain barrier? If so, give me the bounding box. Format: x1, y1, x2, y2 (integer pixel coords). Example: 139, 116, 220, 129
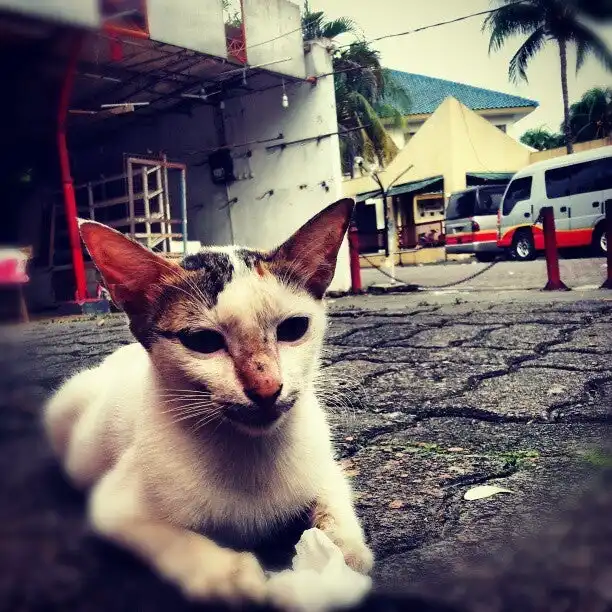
361, 212, 556, 291
361, 252, 501, 290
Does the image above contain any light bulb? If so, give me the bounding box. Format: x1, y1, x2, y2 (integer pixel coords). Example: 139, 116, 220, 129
219, 100, 225, 110
282, 92, 289, 108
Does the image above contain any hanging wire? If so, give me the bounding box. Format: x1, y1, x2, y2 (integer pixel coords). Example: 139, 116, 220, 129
243, 2, 526, 54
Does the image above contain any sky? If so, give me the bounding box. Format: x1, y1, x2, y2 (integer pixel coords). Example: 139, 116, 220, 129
307, 0, 612, 140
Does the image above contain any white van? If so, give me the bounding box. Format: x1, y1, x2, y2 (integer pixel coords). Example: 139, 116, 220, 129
498, 146, 612, 261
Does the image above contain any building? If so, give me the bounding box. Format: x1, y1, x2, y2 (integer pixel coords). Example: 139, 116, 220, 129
0, 0, 350, 314
383, 70, 538, 148
344, 97, 533, 265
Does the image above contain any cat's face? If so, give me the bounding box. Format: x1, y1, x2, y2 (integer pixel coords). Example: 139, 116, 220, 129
79, 199, 354, 436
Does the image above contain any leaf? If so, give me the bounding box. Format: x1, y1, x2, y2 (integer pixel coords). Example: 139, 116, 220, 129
463, 485, 513, 501
388, 500, 405, 509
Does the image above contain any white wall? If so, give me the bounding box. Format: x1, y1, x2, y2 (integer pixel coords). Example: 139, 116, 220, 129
222, 41, 351, 292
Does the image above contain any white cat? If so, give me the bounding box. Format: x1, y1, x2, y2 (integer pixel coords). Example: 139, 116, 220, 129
44, 198, 373, 605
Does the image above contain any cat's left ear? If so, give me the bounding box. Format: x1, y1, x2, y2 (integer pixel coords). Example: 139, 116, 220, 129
270, 198, 354, 299
79, 220, 181, 314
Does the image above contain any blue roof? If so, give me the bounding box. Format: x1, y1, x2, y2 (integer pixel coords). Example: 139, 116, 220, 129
385, 70, 538, 116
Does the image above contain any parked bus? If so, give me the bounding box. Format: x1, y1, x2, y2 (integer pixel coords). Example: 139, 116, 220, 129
497, 146, 612, 261
445, 185, 507, 262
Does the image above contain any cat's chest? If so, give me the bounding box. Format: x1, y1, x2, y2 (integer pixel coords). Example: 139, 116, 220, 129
169, 441, 321, 544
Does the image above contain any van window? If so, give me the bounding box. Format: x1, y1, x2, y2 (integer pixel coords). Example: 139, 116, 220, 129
446, 190, 477, 221
477, 188, 505, 214
502, 177, 532, 215
545, 157, 612, 198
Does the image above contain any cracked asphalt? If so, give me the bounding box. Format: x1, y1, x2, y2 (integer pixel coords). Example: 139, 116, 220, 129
0, 293, 611, 611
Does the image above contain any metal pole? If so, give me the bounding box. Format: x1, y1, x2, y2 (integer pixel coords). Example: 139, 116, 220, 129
541, 206, 570, 291
600, 199, 612, 289
384, 192, 398, 283
348, 223, 362, 293
57, 34, 88, 302
180, 168, 188, 254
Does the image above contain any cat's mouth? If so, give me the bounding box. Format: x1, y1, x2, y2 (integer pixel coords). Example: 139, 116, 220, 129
221, 397, 296, 435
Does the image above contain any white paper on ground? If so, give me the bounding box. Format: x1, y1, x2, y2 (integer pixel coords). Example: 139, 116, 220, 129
267, 528, 372, 612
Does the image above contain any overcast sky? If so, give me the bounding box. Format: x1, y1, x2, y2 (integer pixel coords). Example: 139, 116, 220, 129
307, 0, 612, 139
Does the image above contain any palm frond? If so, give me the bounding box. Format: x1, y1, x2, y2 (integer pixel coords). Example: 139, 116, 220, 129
483, 2, 545, 54
320, 17, 356, 39
374, 103, 405, 128
508, 26, 547, 83
302, 10, 355, 40
348, 92, 399, 165
381, 69, 411, 113
569, 21, 612, 72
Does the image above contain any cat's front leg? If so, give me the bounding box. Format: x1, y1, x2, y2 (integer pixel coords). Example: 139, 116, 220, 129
314, 462, 374, 574
89, 457, 267, 604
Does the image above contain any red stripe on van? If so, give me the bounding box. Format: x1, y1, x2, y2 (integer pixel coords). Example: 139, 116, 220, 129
497, 226, 593, 250
446, 230, 498, 246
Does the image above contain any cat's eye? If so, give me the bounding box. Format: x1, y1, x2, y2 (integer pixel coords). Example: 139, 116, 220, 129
177, 329, 226, 354
277, 316, 310, 342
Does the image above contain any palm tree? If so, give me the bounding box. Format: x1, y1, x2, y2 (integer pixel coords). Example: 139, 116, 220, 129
566, 86, 612, 142
302, 6, 411, 175
301, 6, 357, 41
483, 0, 612, 154
520, 127, 564, 150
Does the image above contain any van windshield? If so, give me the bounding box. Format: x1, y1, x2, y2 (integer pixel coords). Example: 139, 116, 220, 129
446, 191, 477, 220
502, 177, 532, 215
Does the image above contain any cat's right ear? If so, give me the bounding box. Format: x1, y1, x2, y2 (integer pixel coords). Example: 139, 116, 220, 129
79, 220, 180, 314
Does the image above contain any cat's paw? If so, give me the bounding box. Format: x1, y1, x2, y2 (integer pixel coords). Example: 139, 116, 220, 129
339, 539, 374, 574
322, 530, 374, 574
179, 549, 267, 604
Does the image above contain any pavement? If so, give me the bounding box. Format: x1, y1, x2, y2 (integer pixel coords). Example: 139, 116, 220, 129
361, 255, 607, 291
0, 291, 611, 611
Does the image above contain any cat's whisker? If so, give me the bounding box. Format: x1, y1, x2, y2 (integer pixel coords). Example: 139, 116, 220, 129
161, 402, 218, 414
159, 389, 215, 398
168, 409, 220, 426
161, 395, 215, 403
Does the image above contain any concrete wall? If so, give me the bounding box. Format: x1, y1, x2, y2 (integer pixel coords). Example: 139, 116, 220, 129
222, 41, 350, 292
243, 0, 305, 79
71, 104, 230, 245
0, 0, 100, 27
529, 137, 612, 163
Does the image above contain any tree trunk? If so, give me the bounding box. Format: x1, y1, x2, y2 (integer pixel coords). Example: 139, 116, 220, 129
558, 38, 574, 154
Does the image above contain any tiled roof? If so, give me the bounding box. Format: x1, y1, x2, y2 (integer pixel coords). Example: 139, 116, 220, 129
385, 70, 538, 116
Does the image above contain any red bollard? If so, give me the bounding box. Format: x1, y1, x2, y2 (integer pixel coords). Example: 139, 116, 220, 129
541, 206, 570, 291
600, 200, 612, 289
348, 223, 363, 294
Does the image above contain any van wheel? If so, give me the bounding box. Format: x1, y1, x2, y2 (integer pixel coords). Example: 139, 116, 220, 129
475, 253, 497, 263
511, 229, 536, 261
593, 224, 607, 256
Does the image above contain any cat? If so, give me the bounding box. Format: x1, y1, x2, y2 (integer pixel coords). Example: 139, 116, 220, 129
44, 198, 373, 605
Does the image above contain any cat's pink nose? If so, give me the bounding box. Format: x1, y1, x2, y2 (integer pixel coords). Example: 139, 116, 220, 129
245, 385, 283, 409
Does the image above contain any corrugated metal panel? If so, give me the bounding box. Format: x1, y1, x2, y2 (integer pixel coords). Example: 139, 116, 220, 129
243, 0, 305, 78
467, 172, 515, 181
355, 189, 383, 203
387, 176, 443, 197
147, 0, 227, 59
